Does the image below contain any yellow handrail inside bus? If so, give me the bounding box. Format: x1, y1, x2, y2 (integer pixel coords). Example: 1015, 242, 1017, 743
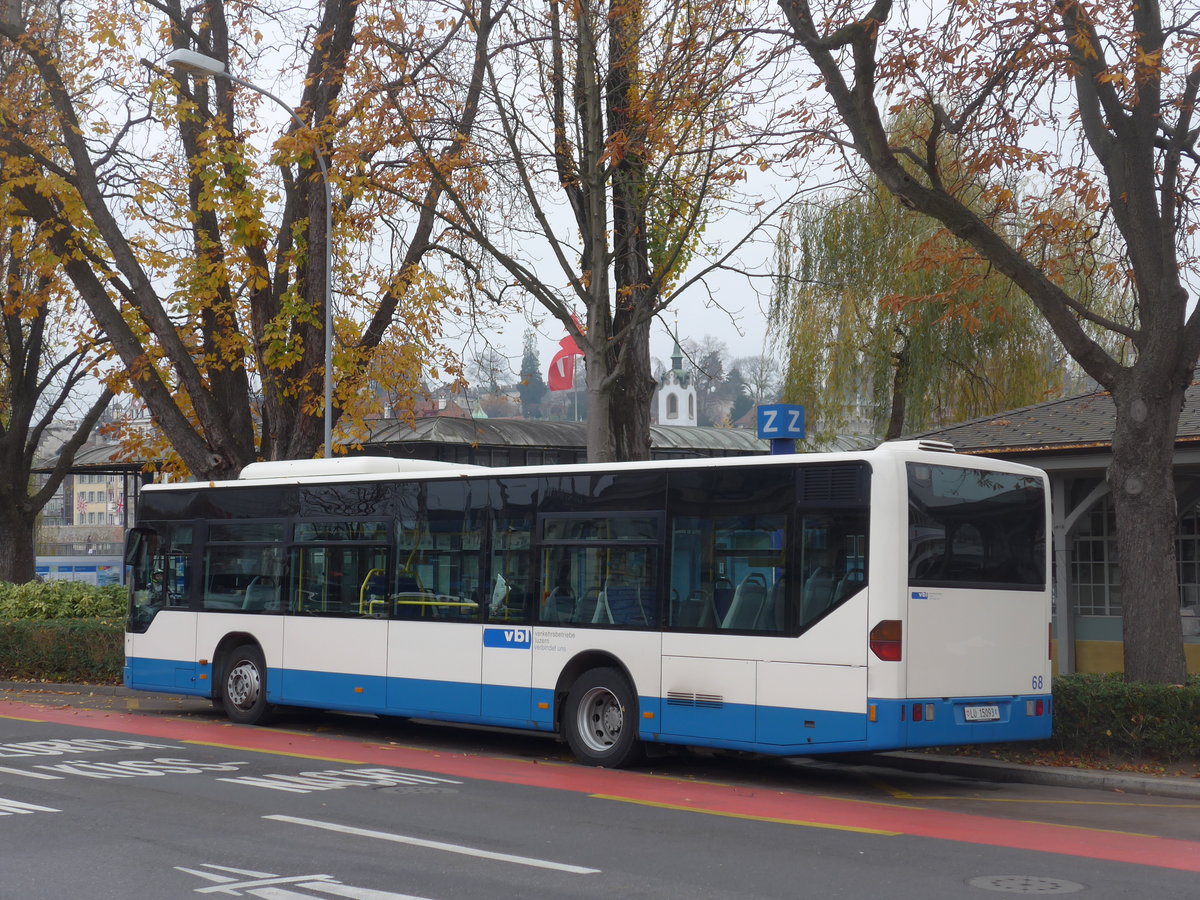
358, 568, 386, 616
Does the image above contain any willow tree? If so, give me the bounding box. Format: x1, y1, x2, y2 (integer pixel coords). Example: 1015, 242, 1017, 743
781, 0, 1197, 683
770, 178, 1082, 445
0, 0, 481, 479
377, 0, 797, 461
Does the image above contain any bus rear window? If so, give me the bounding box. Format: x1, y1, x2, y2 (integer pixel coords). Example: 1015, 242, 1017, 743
907, 463, 1045, 590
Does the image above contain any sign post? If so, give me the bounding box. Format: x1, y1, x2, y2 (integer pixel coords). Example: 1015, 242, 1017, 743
756, 404, 805, 455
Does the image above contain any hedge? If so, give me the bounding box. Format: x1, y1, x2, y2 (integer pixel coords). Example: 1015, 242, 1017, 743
1050, 672, 1200, 760
0, 581, 125, 684
0, 580, 126, 620
0, 619, 123, 684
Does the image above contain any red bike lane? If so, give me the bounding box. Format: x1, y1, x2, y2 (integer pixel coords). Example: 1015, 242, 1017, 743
4, 697, 1198, 874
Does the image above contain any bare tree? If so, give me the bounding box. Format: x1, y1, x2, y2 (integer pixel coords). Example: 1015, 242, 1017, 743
780, 0, 1198, 682
386, 0, 799, 460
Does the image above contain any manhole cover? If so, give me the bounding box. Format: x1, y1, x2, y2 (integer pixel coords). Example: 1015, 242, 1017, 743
967, 876, 1086, 894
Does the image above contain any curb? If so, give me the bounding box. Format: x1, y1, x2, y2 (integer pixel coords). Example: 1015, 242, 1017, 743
0, 680, 132, 696
865, 750, 1200, 801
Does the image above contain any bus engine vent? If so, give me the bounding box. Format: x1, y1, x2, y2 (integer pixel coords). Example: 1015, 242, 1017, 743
799, 463, 868, 506
667, 691, 724, 709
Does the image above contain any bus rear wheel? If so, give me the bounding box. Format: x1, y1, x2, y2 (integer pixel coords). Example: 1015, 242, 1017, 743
221, 644, 273, 725
563, 667, 643, 768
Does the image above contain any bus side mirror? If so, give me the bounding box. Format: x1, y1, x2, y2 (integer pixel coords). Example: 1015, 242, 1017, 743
125, 527, 155, 567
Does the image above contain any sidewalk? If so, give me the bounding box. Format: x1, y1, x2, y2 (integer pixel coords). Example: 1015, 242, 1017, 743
4, 680, 1200, 800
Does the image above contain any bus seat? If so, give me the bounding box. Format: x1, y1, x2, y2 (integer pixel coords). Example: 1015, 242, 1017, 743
756, 579, 786, 632
722, 573, 768, 630
592, 588, 612, 624
593, 581, 649, 626
675, 590, 716, 628
542, 587, 575, 623
243, 576, 279, 611
801, 567, 837, 624
573, 586, 601, 624
833, 568, 865, 604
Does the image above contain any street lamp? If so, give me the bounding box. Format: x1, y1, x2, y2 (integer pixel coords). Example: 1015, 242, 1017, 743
162, 48, 334, 459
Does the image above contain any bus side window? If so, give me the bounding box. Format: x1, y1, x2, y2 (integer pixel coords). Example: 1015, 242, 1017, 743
800, 518, 868, 628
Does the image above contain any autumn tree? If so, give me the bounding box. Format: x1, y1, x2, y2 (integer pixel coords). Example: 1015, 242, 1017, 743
382, 0, 797, 461
770, 178, 1078, 445
0, 0, 483, 480
0, 2, 114, 583
0, 224, 115, 583
780, 0, 1198, 682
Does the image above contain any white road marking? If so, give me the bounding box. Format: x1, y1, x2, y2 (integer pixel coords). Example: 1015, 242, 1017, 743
178, 864, 279, 882
0, 766, 63, 779
254, 884, 435, 900
175, 864, 435, 899
0, 797, 59, 815
264, 814, 600, 875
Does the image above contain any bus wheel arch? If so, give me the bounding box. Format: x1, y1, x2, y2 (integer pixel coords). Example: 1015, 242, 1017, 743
214, 634, 274, 726
556, 653, 643, 768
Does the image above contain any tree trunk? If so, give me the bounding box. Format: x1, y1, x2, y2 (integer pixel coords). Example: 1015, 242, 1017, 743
884, 339, 909, 441
0, 495, 37, 584
1108, 371, 1189, 684
607, 314, 654, 462
585, 350, 614, 463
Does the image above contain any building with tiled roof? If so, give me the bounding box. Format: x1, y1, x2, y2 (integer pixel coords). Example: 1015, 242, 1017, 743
913, 385, 1200, 676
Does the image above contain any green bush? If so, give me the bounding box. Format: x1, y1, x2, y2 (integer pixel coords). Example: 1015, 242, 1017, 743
1051, 673, 1200, 760
0, 619, 123, 684
0, 580, 126, 620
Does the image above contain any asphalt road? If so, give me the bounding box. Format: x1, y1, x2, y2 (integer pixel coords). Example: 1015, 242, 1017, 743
1, 685, 1198, 899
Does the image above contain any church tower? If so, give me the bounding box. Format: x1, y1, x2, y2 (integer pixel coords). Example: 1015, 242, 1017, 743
655, 340, 697, 426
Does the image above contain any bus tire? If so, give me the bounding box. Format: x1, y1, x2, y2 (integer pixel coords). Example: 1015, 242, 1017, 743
563, 667, 644, 768
221, 644, 274, 725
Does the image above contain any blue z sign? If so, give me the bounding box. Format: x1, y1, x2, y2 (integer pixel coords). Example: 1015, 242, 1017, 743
483, 627, 532, 649
756, 404, 806, 440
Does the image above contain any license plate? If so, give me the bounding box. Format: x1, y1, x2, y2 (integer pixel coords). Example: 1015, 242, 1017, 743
964, 705, 1000, 722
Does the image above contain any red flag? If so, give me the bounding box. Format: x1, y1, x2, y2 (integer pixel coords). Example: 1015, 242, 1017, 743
548, 325, 583, 391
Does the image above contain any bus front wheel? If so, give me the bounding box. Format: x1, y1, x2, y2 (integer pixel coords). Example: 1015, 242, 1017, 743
221, 644, 273, 725
563, 667, 643, 768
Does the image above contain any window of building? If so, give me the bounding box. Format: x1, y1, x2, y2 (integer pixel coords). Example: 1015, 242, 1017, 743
1071, 497, 1120, 616
666, 394, 678, 419
1177, 505, 1200, 618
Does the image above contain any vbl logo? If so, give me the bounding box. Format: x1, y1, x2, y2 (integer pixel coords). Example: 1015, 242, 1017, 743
483, 627, 532, 649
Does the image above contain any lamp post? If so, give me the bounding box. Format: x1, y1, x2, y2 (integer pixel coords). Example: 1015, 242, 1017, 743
163, 48, 334, 459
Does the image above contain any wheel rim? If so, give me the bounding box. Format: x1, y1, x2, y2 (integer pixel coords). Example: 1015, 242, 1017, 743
575, 685, 624, 754
226, 659, 262, 711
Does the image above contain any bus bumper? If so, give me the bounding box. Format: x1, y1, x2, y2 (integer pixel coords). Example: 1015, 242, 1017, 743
866, 694, 1052, 748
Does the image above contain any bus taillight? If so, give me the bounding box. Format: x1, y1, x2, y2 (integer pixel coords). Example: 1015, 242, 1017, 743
870, 620, 902, 661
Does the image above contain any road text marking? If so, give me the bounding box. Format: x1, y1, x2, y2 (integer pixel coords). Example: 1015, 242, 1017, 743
176, 863, 436, 899
0, 797, 59, 816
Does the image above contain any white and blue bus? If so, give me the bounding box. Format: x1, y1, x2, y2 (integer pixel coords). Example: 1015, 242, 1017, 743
124, 440, 1052, 766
